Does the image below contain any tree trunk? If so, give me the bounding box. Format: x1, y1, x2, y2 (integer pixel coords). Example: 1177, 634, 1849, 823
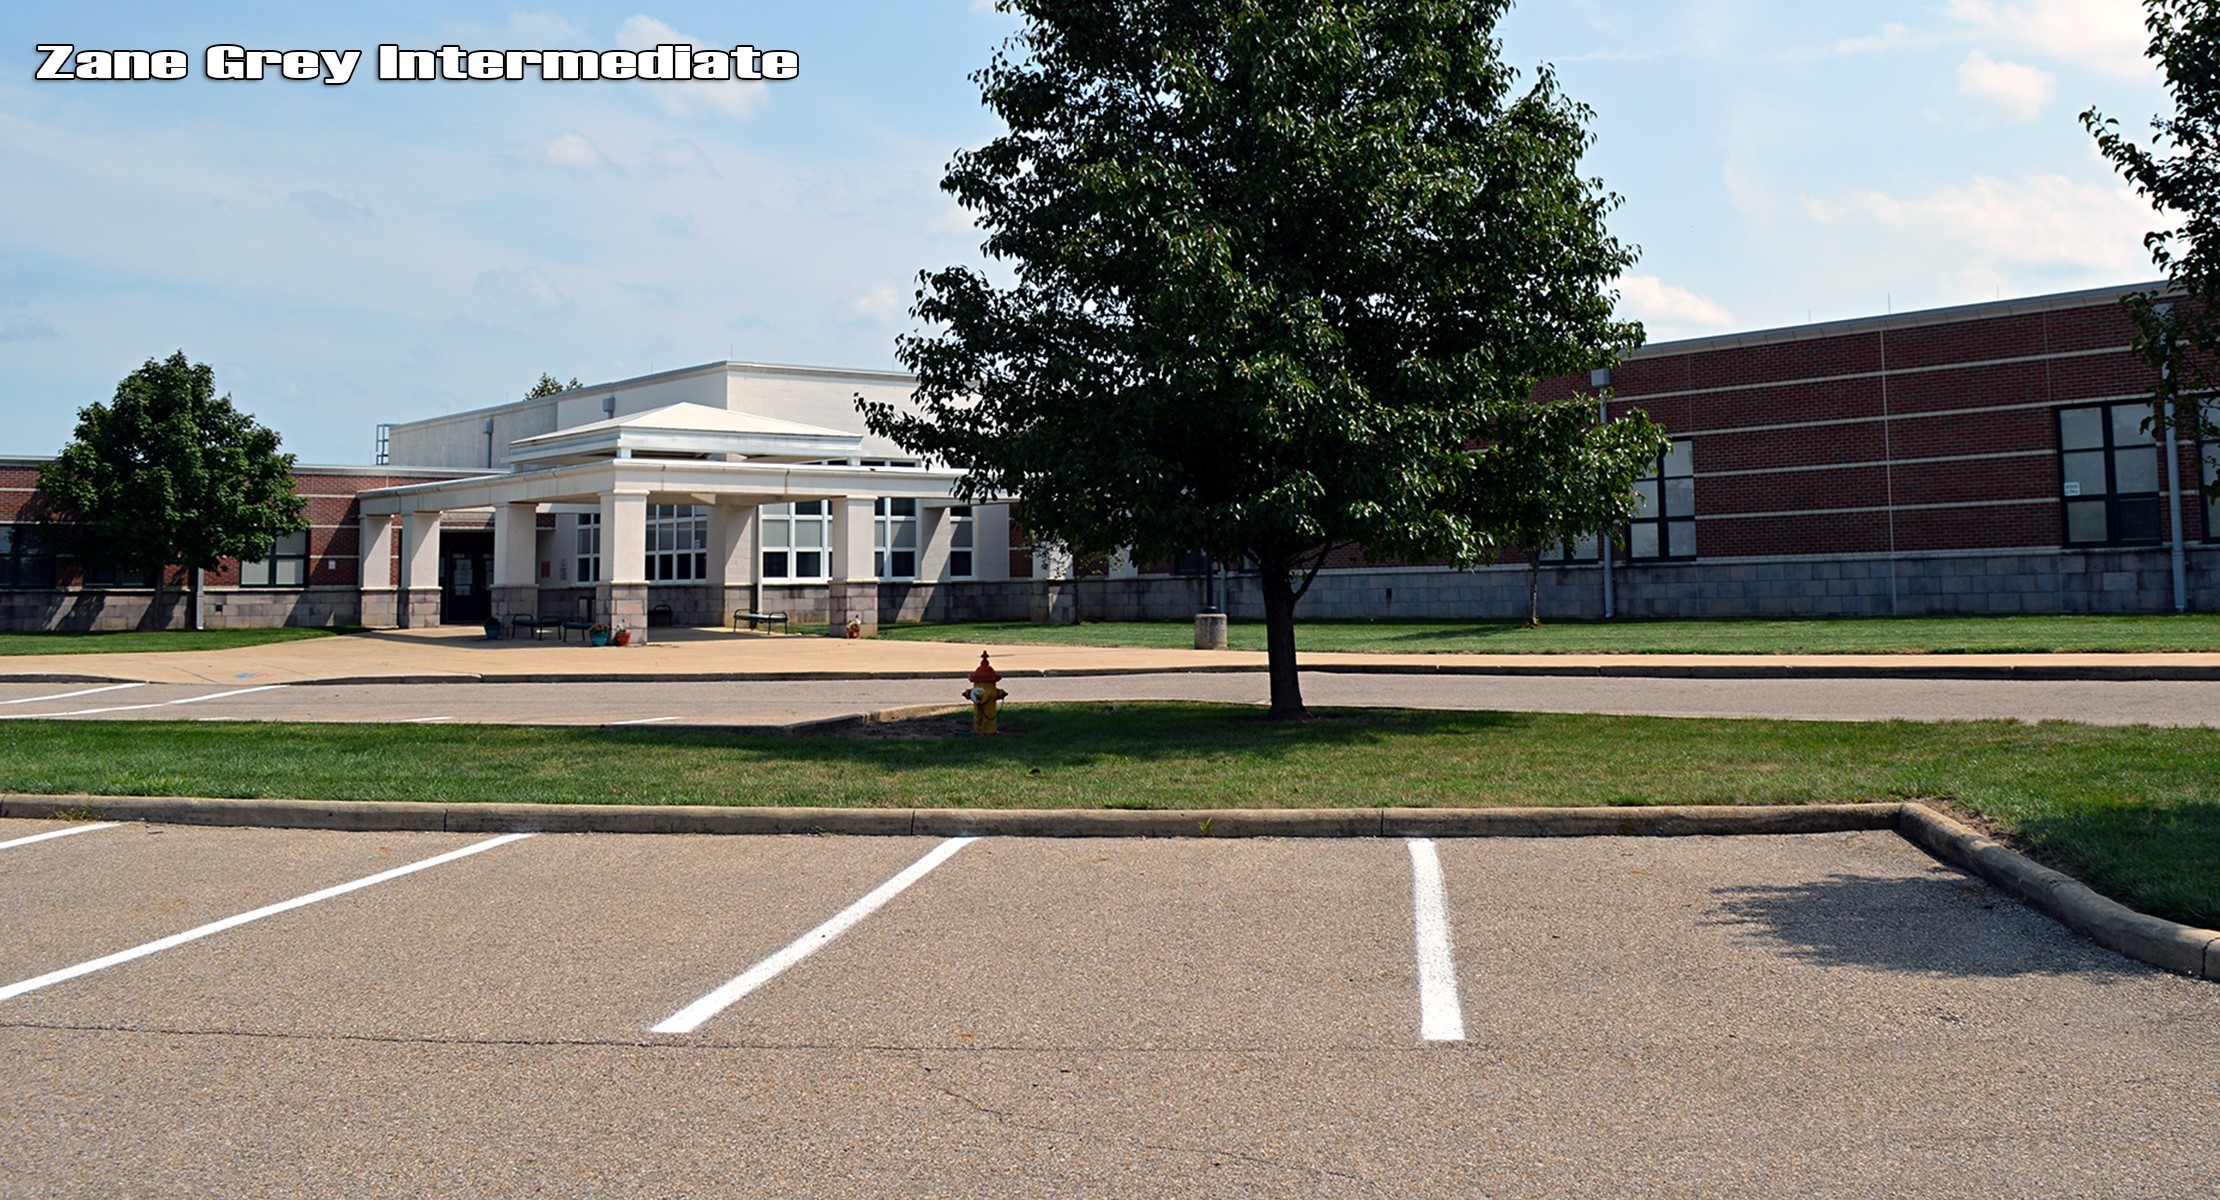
1258, 556, 1307, 720
1527, 557, 1541, 629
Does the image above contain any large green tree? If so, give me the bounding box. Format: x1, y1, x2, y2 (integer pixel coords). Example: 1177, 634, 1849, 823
866, 0, 1660, 716
38, 352, 306, 627
2084, 0, 2219, 470
1478, 399, 1664, 629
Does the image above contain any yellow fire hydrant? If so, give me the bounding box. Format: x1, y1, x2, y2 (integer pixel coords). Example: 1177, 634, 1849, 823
964, 652, 1008, 735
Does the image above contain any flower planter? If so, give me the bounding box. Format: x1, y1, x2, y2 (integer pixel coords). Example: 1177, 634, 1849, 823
588, 629, 611, 647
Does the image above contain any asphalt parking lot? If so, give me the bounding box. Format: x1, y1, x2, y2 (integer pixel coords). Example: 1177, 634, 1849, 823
2, 817, 2213, 1197
5, 672, 2220, 727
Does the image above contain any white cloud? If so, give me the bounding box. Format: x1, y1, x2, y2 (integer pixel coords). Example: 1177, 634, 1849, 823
1956, 51, 2055, 121
1944, 0, 2150, 78
287, 189, 373, 224
849, 284, 908, 323
1617, 275, 1736, 334
615, 14, 770, 122
0, 314, 60, 343
544, 131, 612, 171
474, 267, 574, 314
1802, 173, 2161, 274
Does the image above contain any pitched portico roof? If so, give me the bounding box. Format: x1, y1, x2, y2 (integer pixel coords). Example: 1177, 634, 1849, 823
504, 402, 864, 467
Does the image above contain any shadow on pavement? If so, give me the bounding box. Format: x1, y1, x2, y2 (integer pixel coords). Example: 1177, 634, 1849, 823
1706, 872, 2131, 979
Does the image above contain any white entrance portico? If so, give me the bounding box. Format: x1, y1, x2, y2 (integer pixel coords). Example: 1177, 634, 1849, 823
355, 402, 983, 635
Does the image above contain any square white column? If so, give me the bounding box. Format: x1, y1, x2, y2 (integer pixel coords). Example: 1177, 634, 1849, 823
828, 496, 876, 583
601, 492, 648, 585
400, 511, 442, 591
493, 502, 539, 588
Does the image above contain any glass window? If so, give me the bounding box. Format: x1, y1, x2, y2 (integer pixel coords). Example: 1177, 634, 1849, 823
947, 506, 975, 578
874, 498, 918, 579
80, 559, 155, 588
1627, 440, 1695, 560
644, 504, 708, 583
575, 512, 601, 583
760, 501, 830, 580
2058, 402, 2163, 546
0, 525, 57, 589
239, 529, 309, 587
1536, 532, 1599, 563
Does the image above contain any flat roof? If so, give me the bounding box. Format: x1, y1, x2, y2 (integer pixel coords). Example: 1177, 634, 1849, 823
1631, 280, 2171, 359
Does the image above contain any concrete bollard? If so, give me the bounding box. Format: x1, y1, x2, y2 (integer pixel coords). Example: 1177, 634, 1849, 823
1193, 612, 1228, 650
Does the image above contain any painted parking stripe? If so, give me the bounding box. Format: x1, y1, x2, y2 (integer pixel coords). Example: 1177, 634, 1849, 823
0, 833, 534, 1004
609, 716, 679, 726
1407, 838, 1467, 1042
0, 823, 120, 851
0, 683, 146, 706
400, 716, 454, 724
653, 836, 979, 1034
7, 683, 289, 719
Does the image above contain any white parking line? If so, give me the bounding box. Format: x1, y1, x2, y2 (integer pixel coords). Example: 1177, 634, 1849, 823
7, 683, 289, 719
0, 823, 120, 851
0, 683, 146, 706
653, 836, 979, 1034
0, 833, 534, 1004
1407, 838, 1466, 1042
609, 716, 679, 726
400, 716, 454, 724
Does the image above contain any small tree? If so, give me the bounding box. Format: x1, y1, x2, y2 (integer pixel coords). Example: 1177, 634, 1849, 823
867, 0, 1658, 718
38, 353, 305, 628
2083, 0, 2219, 479
525, 373, 582, 400
1474, 399, 1664, 628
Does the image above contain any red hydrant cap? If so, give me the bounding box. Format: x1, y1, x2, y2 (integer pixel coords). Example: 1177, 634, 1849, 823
968, 651, 1002, 685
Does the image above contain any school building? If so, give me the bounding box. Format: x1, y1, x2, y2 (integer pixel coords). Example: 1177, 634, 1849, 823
1, 281, 2211, 632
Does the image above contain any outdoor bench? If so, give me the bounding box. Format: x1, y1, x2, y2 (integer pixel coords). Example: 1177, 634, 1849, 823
731, 609, 790, 634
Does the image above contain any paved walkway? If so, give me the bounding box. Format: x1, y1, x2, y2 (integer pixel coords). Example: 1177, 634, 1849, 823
5, 625, 2219, 686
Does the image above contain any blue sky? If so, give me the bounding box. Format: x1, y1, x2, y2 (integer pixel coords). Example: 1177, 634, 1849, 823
0, 1, 2176, 464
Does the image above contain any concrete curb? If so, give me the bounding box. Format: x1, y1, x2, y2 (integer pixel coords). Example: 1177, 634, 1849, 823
4, 793, 2209, 983
1897, 803, 2220, 982
1, 793, 1898, 840
13, 661, 2220, 688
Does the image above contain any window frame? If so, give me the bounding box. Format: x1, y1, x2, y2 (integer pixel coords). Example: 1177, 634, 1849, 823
574, 512, 601, 584
2058, 401, 2165, 548
238, 529, 310, 588
760, 500, 831, 582
1626, 440, 1696, 561
644, 504, 708, 583
0, 525, 57, 590
946, 506, 975, 579
874, 497, 919, 580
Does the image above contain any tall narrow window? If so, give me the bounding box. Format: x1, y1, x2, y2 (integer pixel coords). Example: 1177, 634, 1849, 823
947, 506, 975, 578
645, 504, 708, 582
239, 529, 309, 587
874, 498, 918, 578
1627, 440, 1695, 560
0, 526, 56, 589
760, 501, 830, 581
1536, 533, 1599, 563
2059, 402, 2162, 546
575, 513, 601, 583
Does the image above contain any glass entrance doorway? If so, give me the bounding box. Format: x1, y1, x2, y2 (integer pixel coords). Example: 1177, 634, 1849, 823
439, 531, 495, 624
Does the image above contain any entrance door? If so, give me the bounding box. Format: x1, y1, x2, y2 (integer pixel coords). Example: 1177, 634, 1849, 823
439, 532, 495, 624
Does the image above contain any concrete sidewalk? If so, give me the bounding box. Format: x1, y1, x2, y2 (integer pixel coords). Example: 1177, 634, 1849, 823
5, 624, 2220, 686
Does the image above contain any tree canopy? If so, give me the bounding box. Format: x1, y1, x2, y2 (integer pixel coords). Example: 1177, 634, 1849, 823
2084, 0, 2219, 462
38, 353, 305, 600
526, 373, 583, 400
865, 0, 1661, 716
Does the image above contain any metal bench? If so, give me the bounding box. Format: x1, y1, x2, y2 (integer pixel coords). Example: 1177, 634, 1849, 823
560, 617, 596, 643
509, 614, 549, 640
731, 608, 789, 634
648, 603, 674, 628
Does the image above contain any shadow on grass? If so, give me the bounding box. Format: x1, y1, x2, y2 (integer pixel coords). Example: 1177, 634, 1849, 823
1707, 873, 2131, 978
576, 703, 1537, 772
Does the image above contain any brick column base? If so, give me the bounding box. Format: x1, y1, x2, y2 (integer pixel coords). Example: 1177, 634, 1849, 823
826, 581, 879, 637
400, 588, 443, 628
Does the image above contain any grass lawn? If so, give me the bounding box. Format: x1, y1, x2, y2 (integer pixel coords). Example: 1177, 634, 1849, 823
872, 614, 2220, 655
0, 627, 357, 656
7, 703, 2215, 930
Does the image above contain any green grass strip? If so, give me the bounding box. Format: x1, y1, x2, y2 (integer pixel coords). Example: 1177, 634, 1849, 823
6, 704, 2215, 930
872, 614, 2220, 655
0, 627, 357, 656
